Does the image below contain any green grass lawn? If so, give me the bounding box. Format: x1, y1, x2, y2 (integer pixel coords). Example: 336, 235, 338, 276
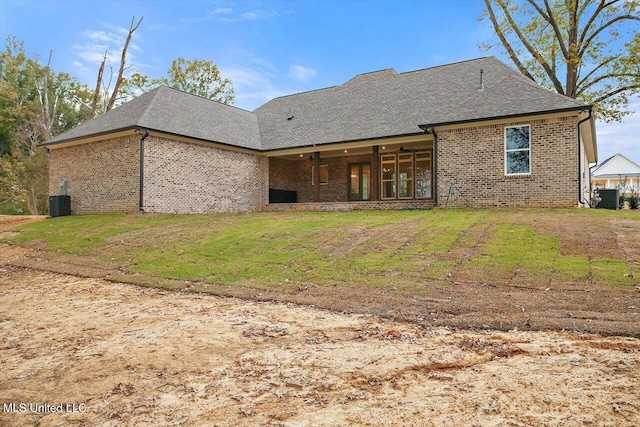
3, 209, 639, 292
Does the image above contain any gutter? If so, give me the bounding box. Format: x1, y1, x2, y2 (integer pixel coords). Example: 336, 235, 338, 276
577, 109, 592, 207
138, 128, 149, 211
418, 106, 588, 130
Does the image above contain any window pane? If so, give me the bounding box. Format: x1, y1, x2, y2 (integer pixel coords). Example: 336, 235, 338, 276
399, 160, 413, 180
415, 158, 430, 182
416, 180, 431, 198
362, 165, 370, 199
383, 181, 395, 198
382, 163, 395, 181
416, 152, 432, 199
319, 165, 328, 184
506, 126, 530, 150
506, 151, 530, 174
350, 165, 359, 194
399, 179, 413, 198
312, 165, 329, 185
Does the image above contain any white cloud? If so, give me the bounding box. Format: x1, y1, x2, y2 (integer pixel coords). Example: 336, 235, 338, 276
219, 9, 290, 23
75, 28, 127, 66
72, 61, 89, 75
84, 30, 118, 42
288, 65, 316, 82
72, 22, 146, 86
220, 64, 288, 111
210, 8, 232, 15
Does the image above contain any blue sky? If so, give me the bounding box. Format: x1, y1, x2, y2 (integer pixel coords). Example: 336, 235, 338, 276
1, 0, 638, 164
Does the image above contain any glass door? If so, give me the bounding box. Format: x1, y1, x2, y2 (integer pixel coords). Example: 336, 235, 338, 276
349, 163, 371, 201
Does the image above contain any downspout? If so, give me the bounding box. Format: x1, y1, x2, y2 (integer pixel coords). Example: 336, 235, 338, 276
427, 126, 438, 206
138, 128, 149, 211
577, 109, 592, 207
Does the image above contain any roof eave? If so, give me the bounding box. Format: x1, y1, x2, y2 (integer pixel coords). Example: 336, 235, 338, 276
261, 131, 427, 154
41, 126, 139, 147
418, 106, 588, 130
43, 126, 263, 154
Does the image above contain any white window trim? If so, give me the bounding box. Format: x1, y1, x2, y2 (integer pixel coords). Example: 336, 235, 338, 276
504, 124, 532, 176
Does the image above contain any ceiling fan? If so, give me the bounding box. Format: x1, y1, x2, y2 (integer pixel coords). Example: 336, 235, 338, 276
394, 145, 419, 153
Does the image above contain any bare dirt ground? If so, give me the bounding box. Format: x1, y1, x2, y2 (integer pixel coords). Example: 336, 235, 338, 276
1, 216, 639, 426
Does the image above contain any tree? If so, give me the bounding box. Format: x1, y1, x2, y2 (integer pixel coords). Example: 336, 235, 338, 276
90, 16, 143, 116
120, 57, 235, 104
0, 36, 93, 214
156, 58, 235, 103
482, 0, 640, 122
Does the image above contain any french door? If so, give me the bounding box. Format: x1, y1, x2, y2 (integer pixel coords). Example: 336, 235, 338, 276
349, 163, 371, 201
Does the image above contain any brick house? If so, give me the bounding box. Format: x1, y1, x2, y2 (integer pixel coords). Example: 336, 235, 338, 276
44, 57, 597, 214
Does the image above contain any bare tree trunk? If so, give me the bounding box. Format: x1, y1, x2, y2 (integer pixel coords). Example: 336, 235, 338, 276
91, 52, 107, 118
106, 16, 143, 111
35, 50, 54, 141
30, 187, 38, 216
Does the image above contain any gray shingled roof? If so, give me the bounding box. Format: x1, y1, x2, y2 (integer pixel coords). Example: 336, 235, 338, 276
255, 56, 588, 150
45, 86, 261, 150
45, 57, 589, 151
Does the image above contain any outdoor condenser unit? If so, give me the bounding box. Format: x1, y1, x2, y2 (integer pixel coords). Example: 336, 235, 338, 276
595, 188, 619, 210
49, 195, 71, 217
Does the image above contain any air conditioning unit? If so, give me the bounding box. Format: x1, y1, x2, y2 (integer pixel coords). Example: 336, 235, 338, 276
595, 189, 619, 210
49, 195, 71, 217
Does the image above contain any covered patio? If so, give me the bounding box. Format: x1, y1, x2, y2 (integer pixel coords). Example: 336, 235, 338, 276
266, 134, 435, 210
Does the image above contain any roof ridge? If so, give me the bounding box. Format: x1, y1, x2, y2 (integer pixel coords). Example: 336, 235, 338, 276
398, 56, 492, 76
344, 68, 397, 83
143, 85, 254, 114
254, 85, 341, 109
136, 86, 164, 128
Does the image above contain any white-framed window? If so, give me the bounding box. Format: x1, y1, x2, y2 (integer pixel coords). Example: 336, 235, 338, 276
312, 165, 329, 185
505, 125, 531, 175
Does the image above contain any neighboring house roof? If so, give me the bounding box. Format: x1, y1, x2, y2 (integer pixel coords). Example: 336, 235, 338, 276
44, 56, 593, 154
45, 86, 262, 150
591, 153, 640, 178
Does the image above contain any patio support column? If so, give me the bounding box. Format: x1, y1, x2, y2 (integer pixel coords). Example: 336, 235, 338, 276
313, 151, 320, 202
371, 145, 379, 201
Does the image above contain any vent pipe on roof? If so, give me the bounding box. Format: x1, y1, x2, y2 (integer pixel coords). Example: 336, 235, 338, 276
479, 69, 485, 90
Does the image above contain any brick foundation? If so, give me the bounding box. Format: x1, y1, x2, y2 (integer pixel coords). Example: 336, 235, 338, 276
266, 199, 435, 212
